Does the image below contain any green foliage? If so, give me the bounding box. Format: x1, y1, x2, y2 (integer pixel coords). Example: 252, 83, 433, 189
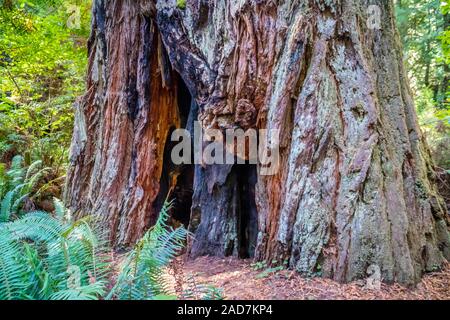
396, 0, 450, 169
0, 0, 91, 102
180, 273, 225, 300
0, 158, 221, 301
417, 89, 450, 168
0, 203, 110, 300
251, 259, 288, 279
440, 1, 450, 65
176, 0, 186, 10
201, 286, 225, 300
0, 0, 91, 182
255, 266, 285, 279
251, 260, 268, 271
396, 0, 448, 105
0, 155, 49, 221
107, 202, 189, 300
0, 98, 73, 172
0, 198, 207, 300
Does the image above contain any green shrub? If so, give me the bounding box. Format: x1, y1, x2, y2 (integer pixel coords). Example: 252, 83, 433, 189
0, 158, 221, 300
0, 155, 49, 222
0, 99, 73, 172
107, 202, 189, 300
0, 202, 110, 300
176, 0, 186, 10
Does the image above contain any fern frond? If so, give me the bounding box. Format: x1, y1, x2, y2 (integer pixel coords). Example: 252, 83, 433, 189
0, 236, 29, 300
11, 193, 29, 216
25, 161, 43, 181
7, 156, 25, 188
0, 190, 15, 222
0, 163, 6, 199
49, 281, 107, 300
10, 155, 23, 172
23, 167, 50, 195
107, 201, 188, 300
1, 211, 63, 243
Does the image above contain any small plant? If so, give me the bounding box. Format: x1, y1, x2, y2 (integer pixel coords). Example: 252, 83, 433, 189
176, 0, 186, 10
107, 202, 189, 300
251, 260, 268, 271
0, 155, 49, 222
0, 178, 223, 300
0, 200, 190, 300
201, 285, 225, 300
182, 274, 225, 300
255, 266, 285, 279
0, 199, 110, 300
252, 259, 287, 279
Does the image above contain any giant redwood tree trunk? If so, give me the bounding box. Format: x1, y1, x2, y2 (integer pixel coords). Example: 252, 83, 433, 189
65, 0, 450, 285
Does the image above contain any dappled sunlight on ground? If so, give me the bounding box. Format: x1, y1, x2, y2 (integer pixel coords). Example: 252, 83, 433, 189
174, 256, 450, 300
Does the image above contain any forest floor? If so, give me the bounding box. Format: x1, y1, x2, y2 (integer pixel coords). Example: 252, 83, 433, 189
174, 256, 450, 300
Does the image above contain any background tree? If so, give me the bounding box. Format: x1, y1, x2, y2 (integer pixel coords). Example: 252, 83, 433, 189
0, 0, 92, 204
396, 0, 450, 169
0, 0, 90, 102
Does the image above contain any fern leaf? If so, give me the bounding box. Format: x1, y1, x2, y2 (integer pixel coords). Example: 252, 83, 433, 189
25, 161, 43, 181
11, 193, 29, 216
0, 190, 15, 222
53, 198, 66, 222
0, 237, 29, 300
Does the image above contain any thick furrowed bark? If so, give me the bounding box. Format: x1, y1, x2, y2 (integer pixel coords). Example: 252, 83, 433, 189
65, 0, 180, 246
66, 0, 449, 285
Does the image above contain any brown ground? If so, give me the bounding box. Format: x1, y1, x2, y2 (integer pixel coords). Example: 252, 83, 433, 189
175, 256, 450, 300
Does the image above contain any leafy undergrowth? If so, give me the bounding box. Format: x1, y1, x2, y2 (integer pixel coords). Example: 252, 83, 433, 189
181, 256, 450, 300
0, 198, 209, 300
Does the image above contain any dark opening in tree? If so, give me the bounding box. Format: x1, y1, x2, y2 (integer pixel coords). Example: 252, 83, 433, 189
236, 164, 258, 258
154, 74, 195, 228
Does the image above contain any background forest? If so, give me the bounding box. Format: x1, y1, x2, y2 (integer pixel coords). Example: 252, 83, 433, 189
0, 0, 448, 300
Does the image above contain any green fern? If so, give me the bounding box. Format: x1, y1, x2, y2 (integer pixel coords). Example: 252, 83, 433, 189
0, 190, 14, 222
0, 239, 29, 300
107, 202, 189, 300
49, 282, 107, 300
0, 195, 221, 300
182, 274, 225, 300
53, 197, 67, 221
0, 156, 49, 220
0, 200, 111, 300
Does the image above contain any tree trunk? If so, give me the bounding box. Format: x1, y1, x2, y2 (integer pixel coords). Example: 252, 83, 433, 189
65, 0, 450, 285
64, 0, 181, 246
